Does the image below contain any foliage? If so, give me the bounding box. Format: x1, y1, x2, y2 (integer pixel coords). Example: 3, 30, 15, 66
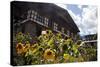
79, 45, 97, 61
13, 30, 97, 65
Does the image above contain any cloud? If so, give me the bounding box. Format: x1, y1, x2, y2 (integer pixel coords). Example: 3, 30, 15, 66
67, 5, 97, 36
81, 6, 97, 35
55, 4, 97, 36
78, 5, 82, 9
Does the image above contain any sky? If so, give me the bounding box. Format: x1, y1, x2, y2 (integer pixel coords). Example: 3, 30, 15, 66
55, 3, 98, 36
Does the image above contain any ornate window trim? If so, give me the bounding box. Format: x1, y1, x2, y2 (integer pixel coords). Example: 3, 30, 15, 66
54, 22, 58, 31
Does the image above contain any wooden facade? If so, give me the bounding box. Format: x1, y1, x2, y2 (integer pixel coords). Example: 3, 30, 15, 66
11, 1, 80, 40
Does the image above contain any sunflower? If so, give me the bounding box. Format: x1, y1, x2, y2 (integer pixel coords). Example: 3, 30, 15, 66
38, 46, 43, 51
63, 53, 70, 60
23, 43, 30, 53
31, 43, 38, 48
31, 43, 38, 54
43, 49, 55, 61
16, 42, 24, 55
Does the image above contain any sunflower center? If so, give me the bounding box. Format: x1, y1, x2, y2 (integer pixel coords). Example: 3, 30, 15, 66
25, 46, 28, 48
47, 51, 52, 55
18, 45, 23, 49
39, 48, 43, 51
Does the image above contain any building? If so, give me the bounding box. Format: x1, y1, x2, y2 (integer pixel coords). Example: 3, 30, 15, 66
82, 34, 97, 48
83, 34, 97, 41
11, 1, 80, 65
11, 1, 80, 40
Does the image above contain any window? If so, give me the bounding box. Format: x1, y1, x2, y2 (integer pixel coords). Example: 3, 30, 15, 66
36, 14, 40, 22
54, 22, 58, 31
44, 17, 48, 26
34, 11, 37, 21
40, 16, 44, 23
31, 10, 35, 19
27, 10, 39, 21
61, 27, 64, 33
39, 16, 42, 22
27, 10, 31, 19
41, 16, 44, 23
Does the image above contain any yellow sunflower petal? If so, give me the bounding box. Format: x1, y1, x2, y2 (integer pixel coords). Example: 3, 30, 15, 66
63, 53, 70, 60
43, 49, 55, 61
16, 43, 24, 55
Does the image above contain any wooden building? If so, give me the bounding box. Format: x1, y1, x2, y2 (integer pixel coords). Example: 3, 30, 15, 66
11, 1, 80, 40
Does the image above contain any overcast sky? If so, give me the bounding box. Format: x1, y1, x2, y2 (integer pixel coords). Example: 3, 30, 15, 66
55, 3, 98, 36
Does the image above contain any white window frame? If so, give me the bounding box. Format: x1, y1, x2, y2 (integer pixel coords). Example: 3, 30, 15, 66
44, 17, 48, 26
31, 10, 35, 19
34, 11, 37, 21
27, 10, 31, 19
54, 22, 58, 31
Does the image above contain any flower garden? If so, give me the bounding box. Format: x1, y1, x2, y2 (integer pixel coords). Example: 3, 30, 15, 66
13, 30, 97, 65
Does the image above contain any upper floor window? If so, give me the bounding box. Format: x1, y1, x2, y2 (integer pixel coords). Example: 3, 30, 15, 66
27, 10, 31, 19
27, 10, 36, 20
27, 10, 50, 27
39, 16, 42, 22
54, 22, 58, 31
36, 14, 40, 22
31, 10, 35, 19
34, 11, 37, 21
44, 17, 48, 26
